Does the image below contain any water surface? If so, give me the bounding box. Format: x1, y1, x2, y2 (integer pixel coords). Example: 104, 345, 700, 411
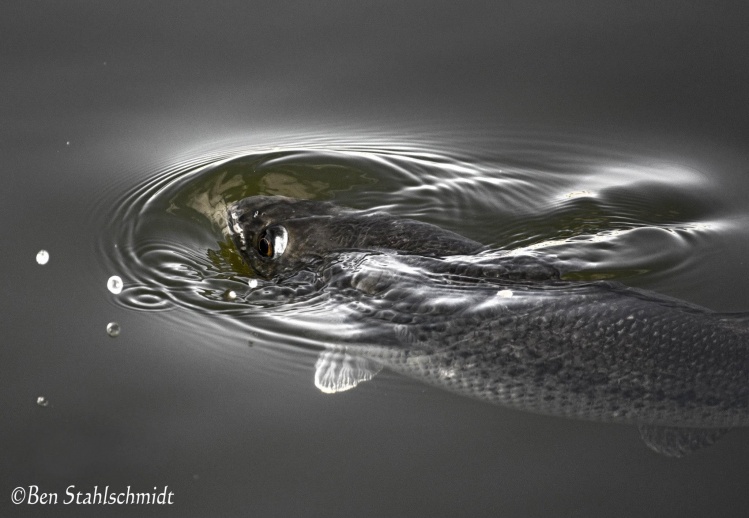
4, 2, 749, 517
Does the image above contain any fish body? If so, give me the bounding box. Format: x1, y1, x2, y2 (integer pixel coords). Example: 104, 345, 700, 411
228, 195, 749, 456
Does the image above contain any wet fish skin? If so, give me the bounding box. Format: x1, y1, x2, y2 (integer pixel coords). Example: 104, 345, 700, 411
227, 195, 749, 455
336, 257, 749, 429
227, 196, 482, 279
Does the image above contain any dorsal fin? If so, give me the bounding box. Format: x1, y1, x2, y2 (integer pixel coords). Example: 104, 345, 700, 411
638, 425, 730, 457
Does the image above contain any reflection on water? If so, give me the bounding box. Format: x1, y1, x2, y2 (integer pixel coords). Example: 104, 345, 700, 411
6, 1, 749, 515
99, 132, 728, 318
94, 132, 748, 442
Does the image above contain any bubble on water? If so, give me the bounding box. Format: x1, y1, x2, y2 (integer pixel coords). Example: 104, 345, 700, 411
224, 290, 237, 301
106, 322, 121, 337
107, 275, 123, 294
36, 396, 49, 407
497, 289, 514, 298
36, 250, 49, 265
248, 279, 258, 289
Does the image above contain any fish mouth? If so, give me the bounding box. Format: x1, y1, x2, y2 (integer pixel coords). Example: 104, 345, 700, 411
226, 203, 248, 252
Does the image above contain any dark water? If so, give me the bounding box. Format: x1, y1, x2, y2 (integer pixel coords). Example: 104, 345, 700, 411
4, 2, 749, 517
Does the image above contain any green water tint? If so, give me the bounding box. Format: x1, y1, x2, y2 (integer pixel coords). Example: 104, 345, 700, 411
167, 153, 378, 227
160, 153, 379, 280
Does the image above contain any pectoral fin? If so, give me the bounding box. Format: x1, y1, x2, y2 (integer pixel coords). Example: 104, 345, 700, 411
638, 425, 730, 457
314, 347, 382, 394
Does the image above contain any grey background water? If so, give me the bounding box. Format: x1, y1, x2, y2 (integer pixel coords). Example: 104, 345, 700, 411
4, 1, 749, 517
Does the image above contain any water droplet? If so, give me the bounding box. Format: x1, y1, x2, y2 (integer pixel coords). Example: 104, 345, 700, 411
36, 250, 49, 265
36, 396, 49, 407
248, 279, 258, 289
107, 275, 123, 294
106, 322, 121, 337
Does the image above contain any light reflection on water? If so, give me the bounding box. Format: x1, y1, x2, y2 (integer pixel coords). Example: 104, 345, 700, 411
96, 130, 737, 365
8, 2, 749, 515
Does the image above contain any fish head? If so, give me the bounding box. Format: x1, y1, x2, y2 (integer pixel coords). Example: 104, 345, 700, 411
226, 195, 347, 279
227, 195, 483, 279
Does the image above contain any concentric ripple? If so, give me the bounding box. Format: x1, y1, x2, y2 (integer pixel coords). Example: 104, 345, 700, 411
96, 132, 735, 349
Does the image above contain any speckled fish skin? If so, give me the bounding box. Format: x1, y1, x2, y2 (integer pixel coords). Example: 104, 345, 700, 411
228, 196, 749, 432
338, 258, 749, 429
227, 196, 483, 279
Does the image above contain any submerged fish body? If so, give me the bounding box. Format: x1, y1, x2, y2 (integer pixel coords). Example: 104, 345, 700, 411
227, 195, 749, 456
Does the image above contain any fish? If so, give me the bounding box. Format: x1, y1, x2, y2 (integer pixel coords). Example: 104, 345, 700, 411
227, 195, 749, 456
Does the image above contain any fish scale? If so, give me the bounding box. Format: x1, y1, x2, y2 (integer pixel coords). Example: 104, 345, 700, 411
338, 270, 749, 427
228, 195, 749, 455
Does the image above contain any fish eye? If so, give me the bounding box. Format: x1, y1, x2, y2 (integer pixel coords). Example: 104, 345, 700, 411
256, 226, 288, 259
258, 235, 272, 257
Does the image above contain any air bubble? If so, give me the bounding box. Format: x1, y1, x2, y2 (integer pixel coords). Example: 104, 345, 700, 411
106, 322, 121, 337
107, 275, 123, 294
497, 289, 514, 298
248, 279, 258, 288
36, 250, 49, 265
36, 396, 49, 407
225, 290, 237, 301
